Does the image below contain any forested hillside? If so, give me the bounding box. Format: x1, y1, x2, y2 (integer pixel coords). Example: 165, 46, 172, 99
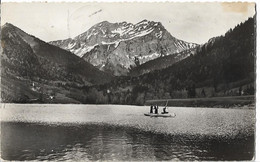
1, 23, 114, 103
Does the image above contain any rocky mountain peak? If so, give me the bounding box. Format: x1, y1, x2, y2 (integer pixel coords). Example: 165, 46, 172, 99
49, 20, 198, 76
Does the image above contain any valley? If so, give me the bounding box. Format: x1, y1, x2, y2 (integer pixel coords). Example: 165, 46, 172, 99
1, 17, 256, 106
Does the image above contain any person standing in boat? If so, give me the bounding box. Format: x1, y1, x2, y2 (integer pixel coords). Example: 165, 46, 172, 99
154, 105, 159, 114
150, 105, 153, 113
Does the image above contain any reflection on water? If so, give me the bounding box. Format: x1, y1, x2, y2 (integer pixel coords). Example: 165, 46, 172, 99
1, 122, 254, 161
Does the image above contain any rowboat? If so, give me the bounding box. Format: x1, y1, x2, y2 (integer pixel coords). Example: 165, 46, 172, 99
144, 113, 175, 117
145, 100, 175, 117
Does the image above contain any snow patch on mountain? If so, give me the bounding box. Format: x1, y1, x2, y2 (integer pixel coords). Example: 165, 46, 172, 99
155, 31, 163, 39
137, 53, 161, 64
68, 42, 76, 49
71, 44, 98, 57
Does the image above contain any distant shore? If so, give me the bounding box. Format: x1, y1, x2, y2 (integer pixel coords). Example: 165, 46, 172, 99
1, 95, 255, 109
145, 95, 255, 109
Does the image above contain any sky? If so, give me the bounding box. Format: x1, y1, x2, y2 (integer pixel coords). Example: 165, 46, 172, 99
1, 2, 256, 44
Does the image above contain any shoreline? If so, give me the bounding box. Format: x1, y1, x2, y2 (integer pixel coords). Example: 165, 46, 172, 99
0, 95, 255, 109
0, 102, 255, 110
145, 95, 255, 109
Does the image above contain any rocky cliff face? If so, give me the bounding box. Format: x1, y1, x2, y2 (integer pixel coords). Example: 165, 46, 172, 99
50, 20, 197, 75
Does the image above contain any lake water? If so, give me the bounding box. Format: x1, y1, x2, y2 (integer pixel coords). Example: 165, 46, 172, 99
0, 104, 255, 161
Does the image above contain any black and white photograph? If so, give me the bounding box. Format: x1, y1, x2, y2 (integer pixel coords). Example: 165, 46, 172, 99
0, 1, 257, 161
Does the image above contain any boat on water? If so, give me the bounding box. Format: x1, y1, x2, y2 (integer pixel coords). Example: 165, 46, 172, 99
145, 100, 175, 117
144, 113, 175, 117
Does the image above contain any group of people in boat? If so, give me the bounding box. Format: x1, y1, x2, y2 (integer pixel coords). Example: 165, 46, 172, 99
150, 105, 168, 114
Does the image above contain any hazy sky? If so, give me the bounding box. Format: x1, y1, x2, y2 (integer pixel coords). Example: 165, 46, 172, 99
1, 2, 255, 44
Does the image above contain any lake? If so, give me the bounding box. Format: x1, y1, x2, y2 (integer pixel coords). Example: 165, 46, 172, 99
0, 104, 255, 161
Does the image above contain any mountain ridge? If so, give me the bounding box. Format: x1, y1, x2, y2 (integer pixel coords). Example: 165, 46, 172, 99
1, 23, 114, 103
50, 20, 198, 75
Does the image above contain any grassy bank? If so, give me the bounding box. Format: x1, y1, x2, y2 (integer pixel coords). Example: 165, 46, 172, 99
145, 95, 255, 108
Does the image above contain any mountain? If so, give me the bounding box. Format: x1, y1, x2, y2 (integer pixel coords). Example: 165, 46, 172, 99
1, 23, 114, 103
82, 17, 256, 105
50, 20, 197, 75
